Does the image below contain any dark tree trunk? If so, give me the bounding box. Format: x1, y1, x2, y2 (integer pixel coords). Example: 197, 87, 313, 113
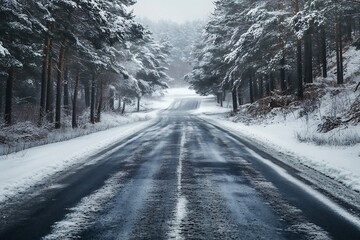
220, 91, 223, 107
55, 40, 66, 129
4, 66, 14, 125
269, 72, 275, 92
137, 97, 141, 112
297, 39, 303, 99
336, 21, 344, 84
320, 26, 327, 78
294, 0, 303, 99
259, 75, 264, 98
96, 79, 103, 123
265, 75, 270, 96
40, 21, 50, 123
237, 87, 242, 106
46, 24, 54, 123
109, 88, 115, 111
0, 79, 4, 114
249, 76, 254, 103
278, 0, 286, 92
121, 100, 126, 114
90, 75, 96, 124
304, 29, 313, 84
253, 78, 259, 101
280, 56, 286, 92
232, 87, 238, 112
117, 94, 121, 112
63, 66, 70, 115
72, 70, 80, 128
83, 81, 90, 108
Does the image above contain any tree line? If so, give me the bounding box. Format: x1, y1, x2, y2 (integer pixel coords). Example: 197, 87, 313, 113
187, 0, 360, 112
0, 0, 171, 128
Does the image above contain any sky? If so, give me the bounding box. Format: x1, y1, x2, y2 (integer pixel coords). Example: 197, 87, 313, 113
132, 0, 215, 24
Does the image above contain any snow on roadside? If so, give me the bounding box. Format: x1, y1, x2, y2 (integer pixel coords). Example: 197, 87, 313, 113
194, 96, 360, 192
0, 89, 193, 204
0, 120, 155, 203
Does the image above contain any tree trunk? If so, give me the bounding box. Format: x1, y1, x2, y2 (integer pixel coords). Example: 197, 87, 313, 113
83, 80, 90, 108
0, 79, 4, 114
253, 78, 259, 101
72, 70, 80, 128
220, 91, 223, 107
121, 100, 126, 114
294, 0, 303, 99
280, 56, 286, 92
55, 40, 66, 129
46, 23, 54, 123
90, 74, 96, 124
137, 97, 141, 112
304, 29, 313, 84
63, 66, 70, 115
259, 75, 264, 98
265, 75, 270, 96
297, 39, 303, 99
321, 26, 327, 78
96, 79, 103, 123
278, 0, 286, 92
232, 87, 238, 112
249, 76, 254, 103
336, 20, 344, 84
40, 21, 50, 123
4, 66, 14, 125
237, 87, 242, 106
117, 93, 121, 112
269, 72, 275, 92
109, 88, 115, 111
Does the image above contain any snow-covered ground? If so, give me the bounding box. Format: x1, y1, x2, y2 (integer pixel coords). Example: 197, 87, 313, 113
0, 87, 359, 206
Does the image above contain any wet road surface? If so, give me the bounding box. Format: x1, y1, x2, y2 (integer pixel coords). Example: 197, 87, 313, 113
1, 98, 360, 239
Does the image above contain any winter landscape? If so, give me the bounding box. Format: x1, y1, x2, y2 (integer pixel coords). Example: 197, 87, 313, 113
0, 0, 360, 239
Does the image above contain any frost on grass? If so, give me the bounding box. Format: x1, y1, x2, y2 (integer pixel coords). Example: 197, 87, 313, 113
0, 111, 152, 155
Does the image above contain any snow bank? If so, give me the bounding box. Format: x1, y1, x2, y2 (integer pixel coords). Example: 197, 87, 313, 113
0, 120, 155, 203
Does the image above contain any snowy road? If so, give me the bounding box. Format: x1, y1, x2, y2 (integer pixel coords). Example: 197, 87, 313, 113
1, 98, 360, 239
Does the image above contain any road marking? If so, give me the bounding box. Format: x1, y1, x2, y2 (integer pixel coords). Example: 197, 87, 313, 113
169, 126, 188, 240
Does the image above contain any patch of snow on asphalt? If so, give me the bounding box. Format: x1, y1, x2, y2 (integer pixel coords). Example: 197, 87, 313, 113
43, 172, 127, 240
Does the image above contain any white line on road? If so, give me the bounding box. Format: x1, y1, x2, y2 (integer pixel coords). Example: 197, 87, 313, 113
168, 126, 188, 240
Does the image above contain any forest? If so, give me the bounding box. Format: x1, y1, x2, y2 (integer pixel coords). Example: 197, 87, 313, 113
1, 0, 360, 151
187, 0, 360, 114
0, 0, 172, 130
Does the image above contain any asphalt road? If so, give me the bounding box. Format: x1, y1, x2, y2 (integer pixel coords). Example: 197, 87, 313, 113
1, 98, 360, 240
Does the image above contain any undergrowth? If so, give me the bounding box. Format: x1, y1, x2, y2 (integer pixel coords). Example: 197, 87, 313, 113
234, 82, 360, 146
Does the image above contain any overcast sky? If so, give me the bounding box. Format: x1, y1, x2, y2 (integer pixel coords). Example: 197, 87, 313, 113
132, 0, 214, 24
